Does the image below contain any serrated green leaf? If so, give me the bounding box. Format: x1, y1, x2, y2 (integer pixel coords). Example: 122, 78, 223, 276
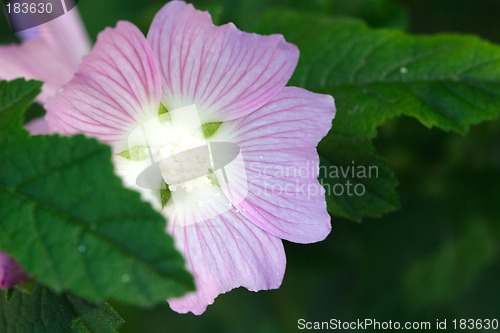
0, 133, 194, 306
0, 79, 194, 307
0, 284, 123, 333
261, 12, 500, 136
0, 79, 42, 131
259, 11, 500, 220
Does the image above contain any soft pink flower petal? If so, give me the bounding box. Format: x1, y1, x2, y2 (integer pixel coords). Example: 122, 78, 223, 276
147, 1, 299, 122
0, 9, 90, 102
46, 22, 162, 152
213, 87, 336, 243
17, 8, 90, 64
25, 117, 49, 135
167, 209, 285, 315
0, 252, 29, 289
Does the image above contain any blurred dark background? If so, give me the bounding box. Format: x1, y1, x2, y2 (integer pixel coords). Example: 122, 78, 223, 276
1, 0, 499, 332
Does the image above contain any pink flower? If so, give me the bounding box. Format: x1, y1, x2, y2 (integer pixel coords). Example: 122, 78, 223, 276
45, 1, 335, 314
0, 8, 90, 133
0, 9, 90, 287
0, 252, 29, 289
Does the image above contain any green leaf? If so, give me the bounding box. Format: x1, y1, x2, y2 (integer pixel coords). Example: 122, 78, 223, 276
0, 79, 42, 131
262, 12, 500, 135
0, 284, 123, 333
0, 80, 194, 307
189, 0, 407, 32
259, 11, 500, 220
319, 134, 399, 221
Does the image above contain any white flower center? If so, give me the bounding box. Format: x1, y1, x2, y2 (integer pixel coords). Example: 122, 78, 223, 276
155, 123, 212, 192
114, 104, 248, 227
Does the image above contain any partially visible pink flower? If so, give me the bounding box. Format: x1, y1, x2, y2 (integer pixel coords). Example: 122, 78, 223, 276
0, 8, 90, 135
0, 9, 90, 284
0, 8, 90, 102
46, 1, 335, 314
0, 252, 29, 289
